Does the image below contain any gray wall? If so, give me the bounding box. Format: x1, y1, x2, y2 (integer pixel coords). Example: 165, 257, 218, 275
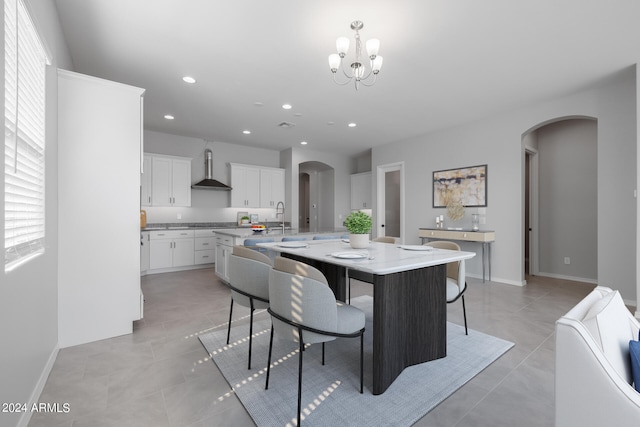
0, 1, 73, 425
372, 67, 636, 302
537, 119, 598, 282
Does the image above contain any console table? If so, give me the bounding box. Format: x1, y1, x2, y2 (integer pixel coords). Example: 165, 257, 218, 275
418, 228, 495, 282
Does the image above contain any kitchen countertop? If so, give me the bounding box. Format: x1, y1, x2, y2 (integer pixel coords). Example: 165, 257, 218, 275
141, 222, 287, 231
212, 227, 349, 239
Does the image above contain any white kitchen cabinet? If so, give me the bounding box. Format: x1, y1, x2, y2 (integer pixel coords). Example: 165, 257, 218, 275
151, 155, 192, 207
140, 231, 150, 273
215, 233, 234, 282
351, 171, 372, 210
260, 167, 285, 208
58, 69, 144, 347
194, 229, 216, 265
230, 163, 261, 207
149, 230, 195, 269
141, 154, 152, 206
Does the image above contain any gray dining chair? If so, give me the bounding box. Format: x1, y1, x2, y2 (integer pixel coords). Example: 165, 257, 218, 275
281, 236, 307, 242
313, 235, 339, 240
265, 256, 365, 426
423, 240, 468, 335
226, 245, 271, 369
244, 237, 274, 255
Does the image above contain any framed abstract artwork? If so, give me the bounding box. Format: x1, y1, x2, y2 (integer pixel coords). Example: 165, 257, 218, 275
433, 164, 487, 208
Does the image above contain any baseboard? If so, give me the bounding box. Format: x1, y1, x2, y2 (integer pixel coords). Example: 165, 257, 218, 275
466, 273, 526, 287
535, 271, 598, 285
18, 345, 59, 427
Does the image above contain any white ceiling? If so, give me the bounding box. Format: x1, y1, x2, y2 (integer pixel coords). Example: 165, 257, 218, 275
54, 0, 640, 157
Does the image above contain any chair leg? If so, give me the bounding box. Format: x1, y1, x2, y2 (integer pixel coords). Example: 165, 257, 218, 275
265, 326, 274, 390
462, 295, 468, 335
226, 298, 234, 344
360, 332, 364, 393
248, 307, 254, 369
297, 336, 304, 427
322, 342, 325, 365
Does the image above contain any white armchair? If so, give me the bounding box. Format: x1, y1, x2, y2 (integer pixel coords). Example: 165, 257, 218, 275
555, 286, 640, 426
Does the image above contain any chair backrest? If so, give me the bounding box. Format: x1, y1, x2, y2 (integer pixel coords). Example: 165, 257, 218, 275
228, 245, 271, 306
281, 236, 307, 242
373, 236, 396, 244
424, 240, 463, 282
244, 237, 274, 255
269, 256, 336, 344
313, 235, 338, 240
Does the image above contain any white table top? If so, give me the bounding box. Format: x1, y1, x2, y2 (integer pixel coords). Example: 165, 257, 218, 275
257, 239, 476, 275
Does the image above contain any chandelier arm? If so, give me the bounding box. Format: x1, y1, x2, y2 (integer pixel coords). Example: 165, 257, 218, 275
332, 73, 355, 86
357, 74, 378, 87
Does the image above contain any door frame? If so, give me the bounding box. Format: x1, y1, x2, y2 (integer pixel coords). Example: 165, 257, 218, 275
525, 147, 540, 279
376, 162, 405, 243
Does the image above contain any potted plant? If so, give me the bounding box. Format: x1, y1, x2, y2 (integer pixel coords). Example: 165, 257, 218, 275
344, 211, 372, 249
240, 215, 250, 225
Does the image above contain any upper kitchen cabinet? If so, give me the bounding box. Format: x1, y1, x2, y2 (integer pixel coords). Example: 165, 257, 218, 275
58, 69, 144, 348
141, 154, 152, 206
230, 163, 261, 208
150, 154, 191, 207
260, 167, 285, 208
351, 171, 372, 209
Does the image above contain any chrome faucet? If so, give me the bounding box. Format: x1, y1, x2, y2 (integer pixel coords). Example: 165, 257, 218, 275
276, 201, 285, 234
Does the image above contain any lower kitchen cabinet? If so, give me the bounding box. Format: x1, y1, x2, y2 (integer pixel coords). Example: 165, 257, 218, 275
195, 229, 216, 265
149, 230, 194, 269
215, 234, 234, 283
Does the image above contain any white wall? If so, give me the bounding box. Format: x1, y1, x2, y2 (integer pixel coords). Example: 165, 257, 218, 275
373, 67, 636, 300
0, 1, 73, 426
143, 130, 282, 223
537, 119, 598, 282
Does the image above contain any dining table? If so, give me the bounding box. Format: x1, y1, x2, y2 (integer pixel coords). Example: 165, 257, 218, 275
256, 238, 476, 395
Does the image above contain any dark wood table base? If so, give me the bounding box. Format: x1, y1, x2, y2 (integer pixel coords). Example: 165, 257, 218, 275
282, 253, 447, 395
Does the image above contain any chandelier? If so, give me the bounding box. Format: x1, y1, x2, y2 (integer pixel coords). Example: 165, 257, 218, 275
328, 21, 383, 90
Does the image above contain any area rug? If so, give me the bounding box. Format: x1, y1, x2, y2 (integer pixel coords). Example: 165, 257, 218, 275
199, 295, 514, 426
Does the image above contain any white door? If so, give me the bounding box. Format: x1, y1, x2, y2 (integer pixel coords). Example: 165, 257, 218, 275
376, 162, 404, 242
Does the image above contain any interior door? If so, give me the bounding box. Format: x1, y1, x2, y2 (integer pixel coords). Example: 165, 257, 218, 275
377, 162, 404, 242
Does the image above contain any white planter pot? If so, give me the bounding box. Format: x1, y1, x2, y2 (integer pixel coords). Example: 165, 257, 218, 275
349, 233, 369, 249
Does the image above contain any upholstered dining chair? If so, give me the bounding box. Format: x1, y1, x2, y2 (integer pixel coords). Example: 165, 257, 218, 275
423, 240, 469, 335
226, 245, 271, 369
281, 236, 307, 242
312, 235, 339, 240
244, 237, 274, 255
345, 236, 395, 303
265, 256, 366, 426
373, 236, 396, 244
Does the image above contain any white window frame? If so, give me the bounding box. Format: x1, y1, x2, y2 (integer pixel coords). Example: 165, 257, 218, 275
4, 0, 50, 272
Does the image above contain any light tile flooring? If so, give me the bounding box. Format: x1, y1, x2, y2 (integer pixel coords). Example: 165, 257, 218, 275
28, 269, 598, 427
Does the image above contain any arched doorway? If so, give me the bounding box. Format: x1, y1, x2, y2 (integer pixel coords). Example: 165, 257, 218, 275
522, 117, 597, 284
298, 161, 334, 233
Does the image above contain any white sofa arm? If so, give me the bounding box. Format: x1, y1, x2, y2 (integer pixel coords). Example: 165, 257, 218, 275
556, 316, 640, 426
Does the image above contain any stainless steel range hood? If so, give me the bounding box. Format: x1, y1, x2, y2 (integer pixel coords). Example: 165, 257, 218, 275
191, 149, 232, 190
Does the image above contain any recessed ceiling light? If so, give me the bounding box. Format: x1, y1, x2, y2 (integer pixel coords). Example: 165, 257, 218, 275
300, 141, 308, 145
164, 114, 175, 120
282, 104, 292, 110
182, 76, 196, 84
242, 130, 251, 135
348, 122, 357, 127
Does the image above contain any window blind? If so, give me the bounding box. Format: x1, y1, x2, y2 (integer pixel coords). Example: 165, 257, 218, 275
4, 0, 47, 270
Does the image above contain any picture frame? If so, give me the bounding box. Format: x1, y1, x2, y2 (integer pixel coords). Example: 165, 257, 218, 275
433, 164, 487, 208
